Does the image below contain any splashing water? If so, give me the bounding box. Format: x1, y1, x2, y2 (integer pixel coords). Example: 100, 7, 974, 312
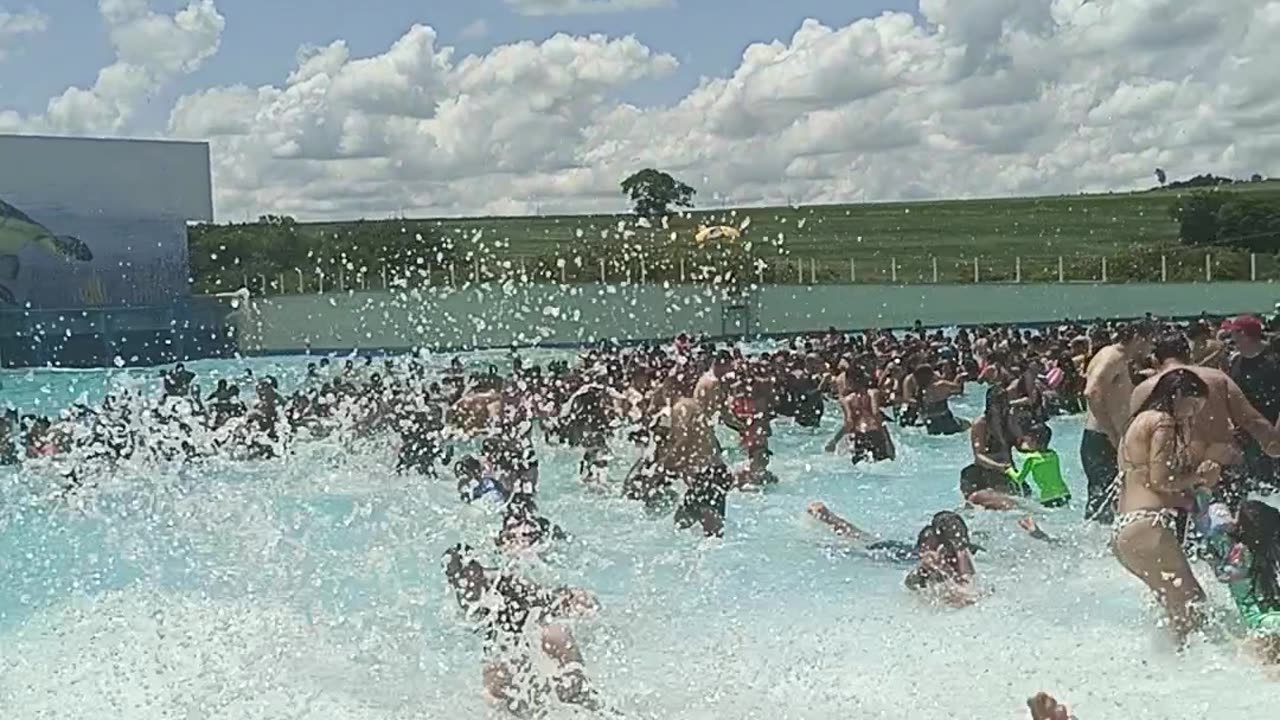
1, 356, 1278, 720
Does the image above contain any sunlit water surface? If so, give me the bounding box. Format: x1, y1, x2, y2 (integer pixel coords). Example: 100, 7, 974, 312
2, 355, 1279, 720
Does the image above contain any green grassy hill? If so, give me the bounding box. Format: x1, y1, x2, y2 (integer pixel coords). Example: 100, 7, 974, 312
192, 181, 1280, 292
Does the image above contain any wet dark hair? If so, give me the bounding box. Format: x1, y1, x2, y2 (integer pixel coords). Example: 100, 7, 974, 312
1237, 501, 1280, 610
930, 511, 971, 550
1133, 368, 1208, 417
442, 543, 479, 581
844, 363, 872, 390
1115, 319, 1157, 344
1027, 423, 1052, 448
453, 455, 481, 478
912, 364, 935, 385
1152, 331, 1191, 364
984, 386, 1008, 414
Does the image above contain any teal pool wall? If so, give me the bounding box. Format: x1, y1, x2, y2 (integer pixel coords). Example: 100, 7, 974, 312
241, 281, 1279, 354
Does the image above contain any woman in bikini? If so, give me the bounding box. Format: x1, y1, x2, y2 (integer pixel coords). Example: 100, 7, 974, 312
960, 387, 1023, 507
904, 364, 967, 436
826, 364, 895, 465
1112, 368, 1222, 643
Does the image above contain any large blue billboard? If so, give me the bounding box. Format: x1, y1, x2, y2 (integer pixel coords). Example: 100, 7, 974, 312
0, 134, 212, 309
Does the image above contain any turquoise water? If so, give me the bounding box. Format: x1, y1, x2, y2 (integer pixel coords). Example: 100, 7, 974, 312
2, 358, 1279, 719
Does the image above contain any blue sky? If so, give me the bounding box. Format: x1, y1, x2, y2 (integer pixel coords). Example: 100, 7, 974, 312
1, 0, 914, 130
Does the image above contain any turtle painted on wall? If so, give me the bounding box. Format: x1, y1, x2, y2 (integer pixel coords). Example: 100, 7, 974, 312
0, 197, 93, 306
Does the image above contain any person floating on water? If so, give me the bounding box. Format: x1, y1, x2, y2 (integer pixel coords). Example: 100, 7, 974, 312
806, 502, 980, 607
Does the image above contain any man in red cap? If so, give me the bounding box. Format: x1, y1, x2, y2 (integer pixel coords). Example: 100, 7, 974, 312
1225, 313, 1280, 495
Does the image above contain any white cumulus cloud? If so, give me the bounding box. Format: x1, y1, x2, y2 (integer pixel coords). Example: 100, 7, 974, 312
2, 0, 223, 134
8, 1, 1280, 222
0, 6, 48, 60
159, 0, 1280, 221
504, 0, 674, 16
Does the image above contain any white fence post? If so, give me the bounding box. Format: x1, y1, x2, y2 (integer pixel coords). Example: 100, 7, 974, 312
639, 258, 647, 284
932, 257, 938, 283
810, 258, 817, 284
450, 263, 458, 287
1251, 253, 1258, 281
1101, 257, 1107, 283
890, 257, 898, 283
338, 267, 345, 291
1206, 253, 1212, 282
796, 259, 803, 284
295, 268, 303, 293
850, 258, 856, 283
560, 262, 567, 284
380, 265, 388, 289
599, 258, 607, 283
1161, 255, 1168, 282
318, 271, 325, 294
1057, 256, 1064, 283
973, 258, 979, 283
1015, 257, 1022, 283
679, 258, 686, 283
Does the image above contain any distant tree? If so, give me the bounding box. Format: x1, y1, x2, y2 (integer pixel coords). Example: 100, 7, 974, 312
1217, 196, 1280, 253
1155, 168, 1167, 186
1166, 173, 1236, 190
1253, 173, 1265, 183
1170, 191, 1280, 252
621, 168, 695, 217
1169, 191, 1228, 246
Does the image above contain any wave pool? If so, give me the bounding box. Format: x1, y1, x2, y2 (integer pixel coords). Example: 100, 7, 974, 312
2, 354, 1279, 720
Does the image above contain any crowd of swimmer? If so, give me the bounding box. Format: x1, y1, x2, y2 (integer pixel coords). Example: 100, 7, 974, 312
3, 316, 1280, 717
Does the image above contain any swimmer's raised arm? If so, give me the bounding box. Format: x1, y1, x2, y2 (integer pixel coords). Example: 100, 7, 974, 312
1018, 516, 1059, 545
806, 501, 872, 541
1027, 692, 1073, 720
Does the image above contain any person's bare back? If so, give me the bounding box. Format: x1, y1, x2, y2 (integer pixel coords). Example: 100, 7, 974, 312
1084, 344, 1133, 444
841, 389, 883, 434
1132, 362, 1280, 461
664, 397, 718, 475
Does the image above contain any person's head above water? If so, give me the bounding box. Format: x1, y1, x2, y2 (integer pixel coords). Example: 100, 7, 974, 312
1152, 331, 1191, 365
1024, 423, 1052, 451
1134, 367, 1208, 420
442, 543, 487, 598
930, 511, 979, 553
912, 363, 936, 386
1114, 319, 1158, 356
1234, 500, 1280, 609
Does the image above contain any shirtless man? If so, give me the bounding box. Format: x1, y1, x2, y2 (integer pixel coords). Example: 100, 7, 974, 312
826, 364, 895, 464
1130, 331, 1280, 509
693, 349, 733, 418
666, 393, 732, 537
1188, 320, 1227, 369
1081, 320, 1155, 523
450, 388, 501, 436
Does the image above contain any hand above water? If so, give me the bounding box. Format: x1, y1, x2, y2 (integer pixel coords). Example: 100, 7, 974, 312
1027, 692, 1071, 720
1196, 459, 1222, 487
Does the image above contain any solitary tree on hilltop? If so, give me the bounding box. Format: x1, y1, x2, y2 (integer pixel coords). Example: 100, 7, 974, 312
1155, 168, 1167, 186
621, 168, 695, 217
